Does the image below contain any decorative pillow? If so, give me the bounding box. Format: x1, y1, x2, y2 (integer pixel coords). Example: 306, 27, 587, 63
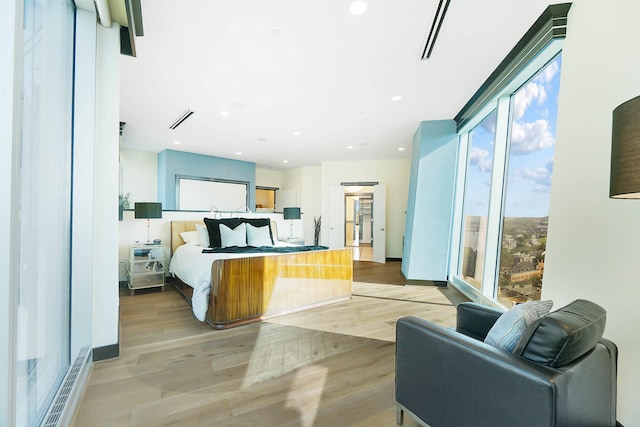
513, 299, 606, 367
484, 300, 553, 352
219, 222, 247, 247
179, 230, 200, 246
195, 223, 210, 248
204, 217, 272, 247
246, 223, 274, 247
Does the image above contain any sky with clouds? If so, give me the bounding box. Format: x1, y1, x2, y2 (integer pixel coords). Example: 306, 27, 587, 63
464, 55, 562, 218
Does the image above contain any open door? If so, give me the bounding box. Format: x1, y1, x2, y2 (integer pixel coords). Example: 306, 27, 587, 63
372, 184, 386, 263
328, 185, 345, 249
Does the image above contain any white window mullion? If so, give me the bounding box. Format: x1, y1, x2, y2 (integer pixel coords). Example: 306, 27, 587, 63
448, 133, 467, 283
480, 96, 511, 301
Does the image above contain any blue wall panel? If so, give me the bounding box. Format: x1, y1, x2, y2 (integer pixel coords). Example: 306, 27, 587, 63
157, 149, 256, 210
402, 120, 457, 282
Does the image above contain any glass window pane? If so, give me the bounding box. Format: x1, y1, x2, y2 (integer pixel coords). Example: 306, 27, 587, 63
497, 55, 562, 307
15, 0, 74, 425
459, 110, 498, 289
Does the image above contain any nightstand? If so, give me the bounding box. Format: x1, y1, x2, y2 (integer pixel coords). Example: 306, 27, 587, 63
127, 244, 166, 295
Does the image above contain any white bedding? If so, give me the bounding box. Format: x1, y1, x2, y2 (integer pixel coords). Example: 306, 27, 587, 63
169, 242, 298, 321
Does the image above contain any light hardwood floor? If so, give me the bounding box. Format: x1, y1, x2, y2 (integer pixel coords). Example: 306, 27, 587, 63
73, 278, 467, 426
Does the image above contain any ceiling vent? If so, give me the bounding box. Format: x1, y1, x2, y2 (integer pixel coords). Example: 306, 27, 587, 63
421, 0, 451, 60
169, 109, 195, 129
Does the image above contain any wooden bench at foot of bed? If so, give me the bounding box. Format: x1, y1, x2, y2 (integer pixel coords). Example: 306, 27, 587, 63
174, 247, 353, 329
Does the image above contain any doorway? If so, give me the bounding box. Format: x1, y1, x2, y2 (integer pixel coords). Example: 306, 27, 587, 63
345, 192, 373, 261
329, 183, 386, 263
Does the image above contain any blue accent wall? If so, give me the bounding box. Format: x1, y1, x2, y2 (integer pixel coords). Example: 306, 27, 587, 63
402, 120, 457, 282
157, 149, 256, 210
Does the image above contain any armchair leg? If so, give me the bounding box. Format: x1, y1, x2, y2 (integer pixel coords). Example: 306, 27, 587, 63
396, 405, 404, 425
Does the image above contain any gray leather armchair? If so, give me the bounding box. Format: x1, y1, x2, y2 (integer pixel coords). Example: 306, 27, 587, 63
395, 299, 618, 427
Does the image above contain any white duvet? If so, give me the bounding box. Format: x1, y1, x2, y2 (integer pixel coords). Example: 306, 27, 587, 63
168, 242, 298, 321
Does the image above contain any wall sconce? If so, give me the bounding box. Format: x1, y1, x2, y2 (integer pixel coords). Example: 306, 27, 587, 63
283, 207, 301, 240
610, 95, 640, 199
134, 202, 162, 243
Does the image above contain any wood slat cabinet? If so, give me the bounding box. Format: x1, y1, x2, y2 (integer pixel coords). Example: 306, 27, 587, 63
127, 244, 166, 295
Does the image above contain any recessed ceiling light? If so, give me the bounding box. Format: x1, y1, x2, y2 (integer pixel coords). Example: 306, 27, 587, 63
220, 111, 230, 117
173, 140, 181, 145
271, 28, 283, 36
391, 95, 403, 101
347, 145, 354, 149
257, 137, 267, 142
282, 159, 289, 163
349, 1, 368, 15
293, 131, 301, 136
398, 147, 405, 151
235, 151, 242, 155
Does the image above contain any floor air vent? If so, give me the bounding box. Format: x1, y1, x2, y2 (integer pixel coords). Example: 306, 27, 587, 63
42, 347, 90, 427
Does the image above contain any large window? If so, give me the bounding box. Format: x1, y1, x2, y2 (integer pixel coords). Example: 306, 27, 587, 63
452, 54, 562, 307
449, 3, 569, 308
497, 57, 561, 307
15, 0, 75, 425
459, 111, 497, 289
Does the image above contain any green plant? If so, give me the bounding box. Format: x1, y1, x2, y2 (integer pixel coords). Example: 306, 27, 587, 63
120, 192, 131, 209
313, 216, 321, 245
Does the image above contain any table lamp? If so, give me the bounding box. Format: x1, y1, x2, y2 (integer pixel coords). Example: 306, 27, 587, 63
134, 202, 162, 243
283, 207, 301, 240
610, 95, 640, 199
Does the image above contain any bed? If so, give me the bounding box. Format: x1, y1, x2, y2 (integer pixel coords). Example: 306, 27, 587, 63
169, 219, 353, 329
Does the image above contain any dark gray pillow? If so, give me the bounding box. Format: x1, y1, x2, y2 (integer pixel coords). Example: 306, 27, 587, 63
513, 299, 606, 367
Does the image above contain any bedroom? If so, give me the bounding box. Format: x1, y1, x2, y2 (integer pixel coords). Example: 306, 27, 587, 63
3, 0, 640, 425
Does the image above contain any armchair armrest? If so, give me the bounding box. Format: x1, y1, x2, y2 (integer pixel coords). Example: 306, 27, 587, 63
456, 302, 503, 340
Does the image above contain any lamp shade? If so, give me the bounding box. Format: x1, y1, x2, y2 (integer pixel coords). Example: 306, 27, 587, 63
610, 95, 640, 198
134, 202, 162, 219
283, 207, 301, 220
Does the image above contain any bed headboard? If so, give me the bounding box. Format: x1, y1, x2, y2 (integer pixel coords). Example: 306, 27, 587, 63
170, 220, 204, 254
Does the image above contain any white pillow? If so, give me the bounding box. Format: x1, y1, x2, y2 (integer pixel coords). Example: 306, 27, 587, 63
195, 223, 210, 248
246, 223, 273, 247
179, 230, 200, 246
484, 300, 553, 352
219, 223, 247, 247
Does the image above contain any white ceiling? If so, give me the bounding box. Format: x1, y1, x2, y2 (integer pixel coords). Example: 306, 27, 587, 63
119, 0, 558, 170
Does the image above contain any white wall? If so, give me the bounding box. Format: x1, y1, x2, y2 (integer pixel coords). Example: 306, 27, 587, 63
320, 159, 411, 258
70, 9, 97, 358
543, 1, 640, 424
92, 23, 121, 349
256, 167, 282, 188
282, 166, 321, 245
120, 147, 157, 205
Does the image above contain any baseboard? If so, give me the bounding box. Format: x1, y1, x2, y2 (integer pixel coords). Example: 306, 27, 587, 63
405, 279, 448, 287
92, 343, 119, 362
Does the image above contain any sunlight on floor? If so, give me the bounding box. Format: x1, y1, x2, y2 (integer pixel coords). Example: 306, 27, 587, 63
286, 364, 328, 427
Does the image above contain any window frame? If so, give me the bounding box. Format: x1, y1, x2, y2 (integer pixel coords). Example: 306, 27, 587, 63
448, 4, 569, 306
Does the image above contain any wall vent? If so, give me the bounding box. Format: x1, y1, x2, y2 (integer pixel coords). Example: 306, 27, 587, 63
42, 347, 91, 427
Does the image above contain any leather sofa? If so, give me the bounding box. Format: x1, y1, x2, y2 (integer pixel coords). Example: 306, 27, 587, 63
395, 299, 618, 427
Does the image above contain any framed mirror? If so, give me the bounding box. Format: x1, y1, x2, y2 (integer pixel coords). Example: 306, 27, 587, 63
176, 175, 249, 212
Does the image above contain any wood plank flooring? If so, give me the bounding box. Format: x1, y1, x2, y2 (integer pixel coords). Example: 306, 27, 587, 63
73, 262, 468, 426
